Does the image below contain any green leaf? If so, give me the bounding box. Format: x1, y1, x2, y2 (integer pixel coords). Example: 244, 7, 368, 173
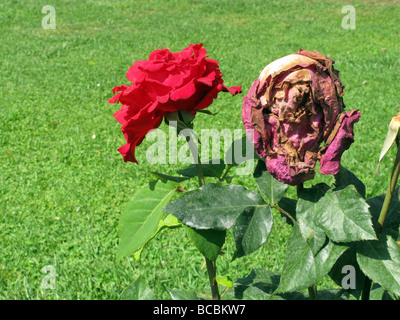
367, 187, 400, 239
378, 115, 400, 169
196, 109, 218, 116
233, 268, 305, 300
184, 226, 226, 261
296, 184, 330, 254
253, 159, 288, 204
276, 197, 297, 225
234, 269, 280, 296
369, 283, 394, 300
315, 185, 377, 242
164, 183, 268, 231
216, 275, 233, 288
310, 241, 349, 284
225, 135, 260, 166
169, 289, 200, 300
240, 286, 279, 300
276, 225, 348, 294
117, 180, 178, 259
161, 213, 182, 227
312, 290, 349, 300
133, 214, 182, 261
334, 165, 366, 198
133, 247, 143, 261
370, 283, 395, 300
120, 277, 156, 300
356, 234, 400, 296
232, 205, 273, 259
150, 171, 190, 183
176, 160, 225, 179
179, 110, 196, 125
328, 245, 366, 300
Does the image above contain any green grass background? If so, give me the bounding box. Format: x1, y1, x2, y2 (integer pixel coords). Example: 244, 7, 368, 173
1, 0, 399, 299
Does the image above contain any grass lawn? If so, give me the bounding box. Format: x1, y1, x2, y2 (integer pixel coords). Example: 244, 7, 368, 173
1, 0, 399, 299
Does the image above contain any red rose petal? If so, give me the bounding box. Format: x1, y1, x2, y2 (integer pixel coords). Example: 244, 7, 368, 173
170, 79, 197, 101
223, 85, 242, 96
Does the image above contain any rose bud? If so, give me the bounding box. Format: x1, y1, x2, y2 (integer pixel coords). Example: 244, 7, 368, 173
109, 43, 241, 163
242, 49, 360, 185
378, 111, 400, 172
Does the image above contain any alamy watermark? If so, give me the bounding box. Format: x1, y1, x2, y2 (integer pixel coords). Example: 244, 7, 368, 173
341, 265, 356, 290
41, 265, 56, 290
342, 5, 356, 30
42, 5, 56, 29
145, 122, 256, 176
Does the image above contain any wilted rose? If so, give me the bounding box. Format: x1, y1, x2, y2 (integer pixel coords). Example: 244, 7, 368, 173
242, 49, 360, 185
109, 43, 241, 163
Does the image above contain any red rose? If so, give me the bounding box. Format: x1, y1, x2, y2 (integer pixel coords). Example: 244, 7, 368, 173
109, 43, 241, 163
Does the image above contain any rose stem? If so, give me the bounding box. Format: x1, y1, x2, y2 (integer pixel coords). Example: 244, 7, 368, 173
308, 285, 318, 301
220, 163, 234, 181
205, 258, 220, 300
297, 183, 318, 300
361, 279, 372, 301
185, 134, 205, 187
186, 133, 220, 300
272, 204, 296, 225
296, 183, 304, 198
362, 141, 400, 300
376, 142, 400, 234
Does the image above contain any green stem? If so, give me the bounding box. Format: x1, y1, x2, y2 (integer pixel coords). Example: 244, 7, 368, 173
377, 144, 400, 234
185, 134, 205, 187
205, 258, 220, 300
361, 278, 372, 301
220, 163, 234, 181
272, 204, 296, 225
296, 183, 304, 198
185, 130, 220, 300
362, 142, 400, 300
361, 141, 400, 300
333, 288, 346, 300
297, 183, 318, 300
308, 284, 318, 300
195, 161, 205, 187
